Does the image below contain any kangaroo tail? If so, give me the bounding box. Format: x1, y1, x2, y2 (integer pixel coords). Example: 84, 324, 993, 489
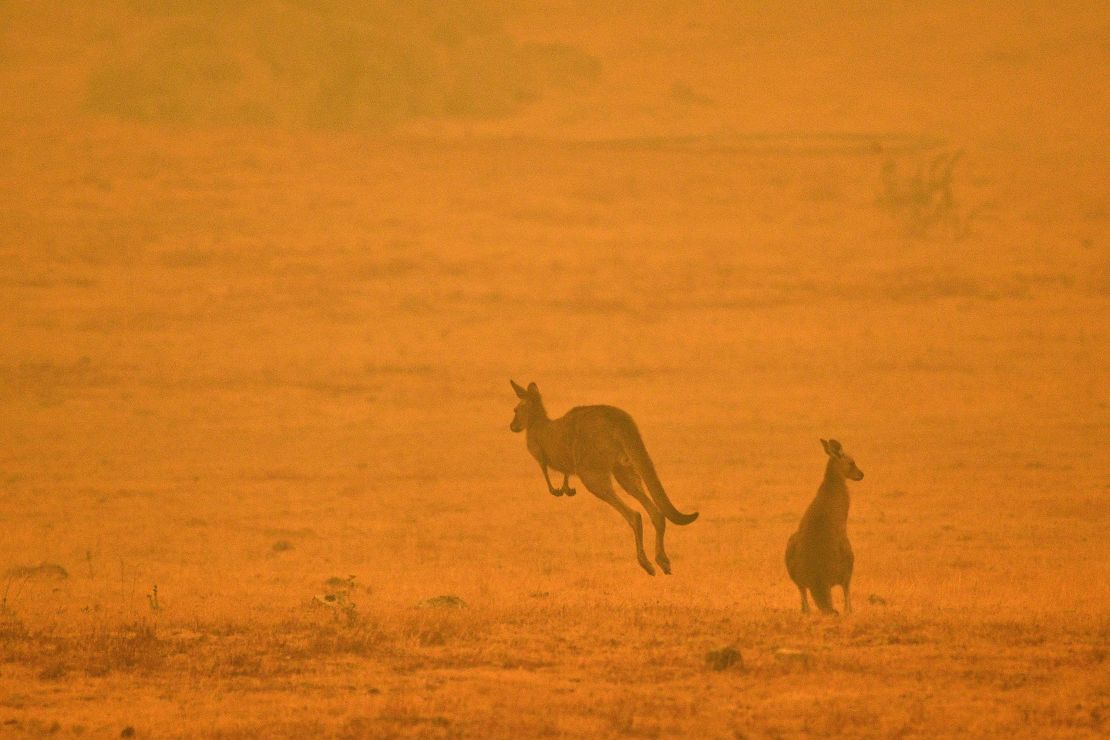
810, 583, 838, 614
620, 423, 698, 526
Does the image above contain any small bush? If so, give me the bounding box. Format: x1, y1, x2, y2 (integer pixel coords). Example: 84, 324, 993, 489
705, 645, 744, 671
876, 149, 977, 239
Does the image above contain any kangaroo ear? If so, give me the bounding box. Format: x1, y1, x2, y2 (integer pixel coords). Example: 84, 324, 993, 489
526, 382, 539, 397
511, 380, 528, 398
827, 439, 843, 456
820, 439, 831, 455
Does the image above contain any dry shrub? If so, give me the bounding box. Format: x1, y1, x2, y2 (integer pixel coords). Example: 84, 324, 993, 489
705, 645, 744, 671
311, 576, 361, 625
82, 621, 164, 675
877, 150, 979, 239
81, 1, 600, 128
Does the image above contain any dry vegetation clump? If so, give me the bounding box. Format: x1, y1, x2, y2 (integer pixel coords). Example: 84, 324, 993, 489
82, 622, 164, 675
72, 1, 600, 128
0, 614, 28, 657
418, 594, 467, 609
3, 563, 69, 581
311, 575, 361, 624
0, 620, 165, 679
877, 149, 980, 239
705, 644, 744, 671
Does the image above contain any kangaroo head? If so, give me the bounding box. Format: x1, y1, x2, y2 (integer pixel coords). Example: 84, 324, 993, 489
509, 380, 542, 433
821, 438, 864, 481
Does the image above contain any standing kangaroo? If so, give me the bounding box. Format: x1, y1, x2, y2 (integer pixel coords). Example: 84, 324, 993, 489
509, 380, 698, 575
785, 439, 864, 615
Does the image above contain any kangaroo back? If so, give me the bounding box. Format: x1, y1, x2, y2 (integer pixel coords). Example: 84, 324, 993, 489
618, 422, 698, 526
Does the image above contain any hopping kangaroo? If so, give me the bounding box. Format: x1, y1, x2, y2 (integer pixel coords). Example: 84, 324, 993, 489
785, 439, 864, 615
509, 380, 698, 575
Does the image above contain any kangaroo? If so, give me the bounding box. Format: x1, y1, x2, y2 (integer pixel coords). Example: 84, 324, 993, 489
509, 380, 698, 575
785, 439, 864, 615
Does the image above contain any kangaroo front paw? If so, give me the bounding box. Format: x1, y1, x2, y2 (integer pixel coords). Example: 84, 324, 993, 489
550, 489, 563, 497
564, 487, 577, 497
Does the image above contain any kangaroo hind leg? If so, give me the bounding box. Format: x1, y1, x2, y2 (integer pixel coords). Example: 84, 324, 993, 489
579, 469, 654, 576
614, 463, 670, 574
842, 542, 854, 614
810, 583, 839, 616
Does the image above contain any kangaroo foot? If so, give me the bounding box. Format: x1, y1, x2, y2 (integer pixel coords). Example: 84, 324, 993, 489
656, 555, 672, 575
637, 554, 656, 576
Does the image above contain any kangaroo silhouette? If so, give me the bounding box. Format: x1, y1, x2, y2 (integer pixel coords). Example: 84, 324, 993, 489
785, 439, 864, 614
509, 380, 698, 575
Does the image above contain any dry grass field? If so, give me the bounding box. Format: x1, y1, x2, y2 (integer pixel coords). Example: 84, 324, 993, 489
1, 2, 1108, 737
